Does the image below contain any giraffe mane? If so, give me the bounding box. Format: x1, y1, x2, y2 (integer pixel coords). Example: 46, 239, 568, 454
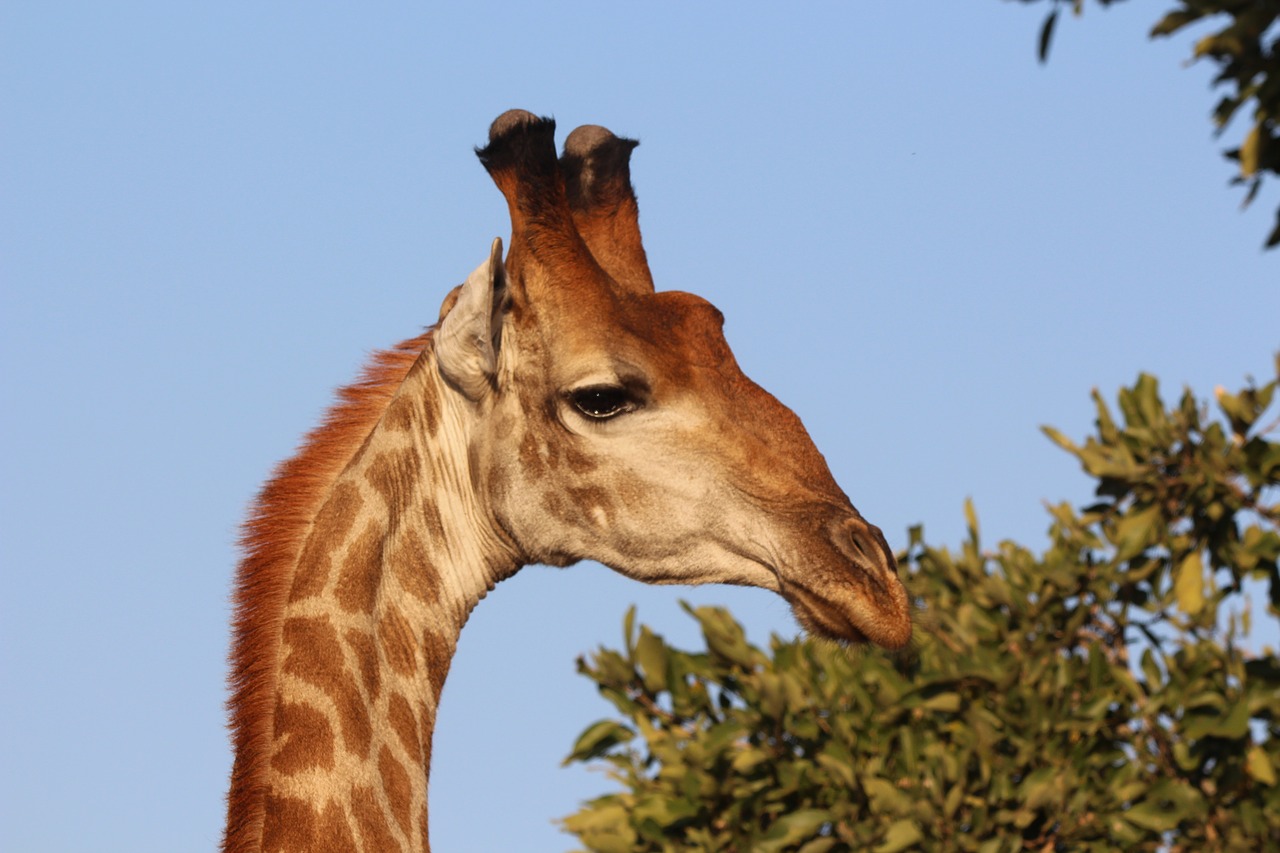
222, 330, 434, 853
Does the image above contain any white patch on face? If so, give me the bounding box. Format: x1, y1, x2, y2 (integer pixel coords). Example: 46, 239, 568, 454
561, 404, 787, 591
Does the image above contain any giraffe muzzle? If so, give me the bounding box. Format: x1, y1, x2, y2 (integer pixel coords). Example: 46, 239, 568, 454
780, 515, 912, 650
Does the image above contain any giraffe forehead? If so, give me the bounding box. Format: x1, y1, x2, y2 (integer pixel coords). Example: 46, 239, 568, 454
638, 291, 732, 366
538, 289, 735, 384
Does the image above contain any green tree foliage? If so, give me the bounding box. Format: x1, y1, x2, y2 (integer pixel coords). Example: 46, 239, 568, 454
562, 361, 1280, 852
1018, 0, 1280, 248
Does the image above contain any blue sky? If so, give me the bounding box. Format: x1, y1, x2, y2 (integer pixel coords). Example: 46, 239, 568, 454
2, 3, 1275, 852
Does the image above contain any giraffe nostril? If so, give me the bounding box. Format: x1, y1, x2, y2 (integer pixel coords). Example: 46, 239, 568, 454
832, 515, 899, 577
846, 527, 872, 561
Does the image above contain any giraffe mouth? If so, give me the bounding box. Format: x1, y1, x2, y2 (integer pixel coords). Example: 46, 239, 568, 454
785, 585, 869, 644
777, 518, 912, 650
783, 581, 910, 650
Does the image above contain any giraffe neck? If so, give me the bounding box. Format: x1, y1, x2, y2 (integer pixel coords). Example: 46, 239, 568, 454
227, 338, 520, 853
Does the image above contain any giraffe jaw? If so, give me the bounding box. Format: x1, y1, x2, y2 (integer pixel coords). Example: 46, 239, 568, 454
782, 579, 912, 651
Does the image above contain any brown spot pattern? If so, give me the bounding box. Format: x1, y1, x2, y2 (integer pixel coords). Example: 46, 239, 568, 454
378, 605, 419, 677
563, 443, 598, 474
344, 628, 381, 700
567, 485, 613, 519
271, 700, 335, 775
290, 482, 363, 602
420, 502, 447, 553
351, 784, 401, 853
382, 395, 416, 433
261, 794, 316, 853
418, 700, 435, 767
518, 430, 546, 474
281, 616, 343, 689
333, 669, 373, 759
261, 788, 360, 852
541, 491, 568, 521
421, 628, 454, 704
390, 528, 441, 606
366, 450, 420, 506
317, 800, 359, 853
419, 378, 439, 436
388, 692, 421, 758
379, 745, 414, 837
336, 522, 383, 615
386, 374, 440, 438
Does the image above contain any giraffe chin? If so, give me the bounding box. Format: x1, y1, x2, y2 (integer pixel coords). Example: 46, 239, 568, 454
783, 581, 912, 651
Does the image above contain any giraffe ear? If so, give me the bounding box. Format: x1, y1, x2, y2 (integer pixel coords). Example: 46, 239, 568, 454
436, 238, 506, 401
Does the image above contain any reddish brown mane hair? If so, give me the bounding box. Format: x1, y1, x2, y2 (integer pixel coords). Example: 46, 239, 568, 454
222, 331, 433, 853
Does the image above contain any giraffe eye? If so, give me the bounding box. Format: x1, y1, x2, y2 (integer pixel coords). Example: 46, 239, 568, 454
569, 386, 635, 420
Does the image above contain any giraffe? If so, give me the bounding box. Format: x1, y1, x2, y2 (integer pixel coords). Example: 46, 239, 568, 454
223, 110, 912, 853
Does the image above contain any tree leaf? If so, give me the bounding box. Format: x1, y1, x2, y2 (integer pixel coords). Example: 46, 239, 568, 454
1038, 9, 1058, 63
921, 692, 961, 713
635, 627, 669, 693
1246, 745, 1276, 786
1174, 550, 1205, 616
622, 604, 636, 651
1123, 798, 1180, 833
559, 801, 637, 853
876, 819, 924, 853
964, 497, 980, 544
1041, 424, 1078, 453
563, 720, 635, 765
1112, 502, 1161, 562
756, 809, 832, 853
731, 746, 770, 774
1150, 9, 1200, 38
863, 777, 914, 816
1240, 124, 1262, 177
797, 838, 838, 853
1140, 648, 1162, 690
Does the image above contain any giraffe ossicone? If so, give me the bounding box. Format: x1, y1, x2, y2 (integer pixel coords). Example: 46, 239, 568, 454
223, 110, 911, 853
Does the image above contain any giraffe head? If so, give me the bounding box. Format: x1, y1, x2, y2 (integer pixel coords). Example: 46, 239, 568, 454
436, 111, 910, 649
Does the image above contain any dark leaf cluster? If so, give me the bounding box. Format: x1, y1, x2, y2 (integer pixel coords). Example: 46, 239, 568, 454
562, 358, 1280, 851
